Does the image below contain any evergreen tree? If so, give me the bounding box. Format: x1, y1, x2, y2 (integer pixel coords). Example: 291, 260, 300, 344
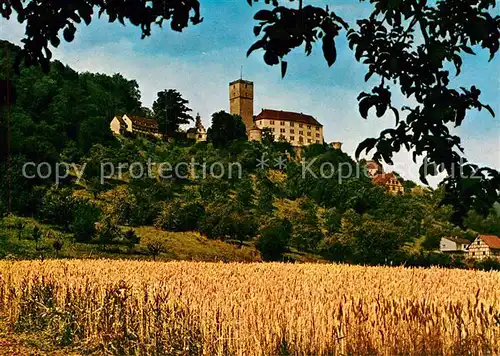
152, 89, 193, 137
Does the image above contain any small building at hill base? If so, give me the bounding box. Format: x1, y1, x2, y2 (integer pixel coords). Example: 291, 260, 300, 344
440, 236, 470, 254
364, 160, 404, 195
372, 172, 405, 194
468, 235, 500, 260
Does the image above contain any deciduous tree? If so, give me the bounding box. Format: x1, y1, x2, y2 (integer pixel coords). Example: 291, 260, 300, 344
207, 111, 247, 148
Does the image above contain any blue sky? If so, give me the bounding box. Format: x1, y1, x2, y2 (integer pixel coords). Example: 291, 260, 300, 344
0, 0, 498, 185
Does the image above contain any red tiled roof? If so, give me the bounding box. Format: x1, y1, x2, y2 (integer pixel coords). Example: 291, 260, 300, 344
127, 115, 159, 130
479, 235, 500, 250
372, 173, 397, 185
255, 109, 322, 127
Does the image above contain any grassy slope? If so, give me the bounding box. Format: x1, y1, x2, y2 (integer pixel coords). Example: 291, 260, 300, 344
0, 216, 323, 262
0, 216, 259, 262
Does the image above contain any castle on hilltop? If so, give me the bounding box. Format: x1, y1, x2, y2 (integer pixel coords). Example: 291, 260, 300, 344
229, 78, 338, 148
111, 77, 343, 148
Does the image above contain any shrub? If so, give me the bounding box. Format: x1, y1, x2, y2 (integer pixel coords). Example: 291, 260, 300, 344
52, 239, 63, 257
474, 258, 500, 271
72, 200, 101, 242
323, 208, 341, 234
293, 227, 324, 252
94, 216, 122, 250
155, 201, 205, 232
15, 219, 26, 241
256, 219, 292, 261
125, 183, 163, 227
318, 233, 355, 262
40, 186, 75, 230
32, 225, 43, 250
290, 199, 323, 251
107, 187, 136, 225
123, 229, 141, 250
199, 203, 257, 244
146, 239, 167, 260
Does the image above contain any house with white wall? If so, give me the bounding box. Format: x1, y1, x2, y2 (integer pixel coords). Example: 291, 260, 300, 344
439, 236, 470, 254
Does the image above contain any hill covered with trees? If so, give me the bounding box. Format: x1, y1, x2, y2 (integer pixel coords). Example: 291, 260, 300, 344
1, 40, 499, 267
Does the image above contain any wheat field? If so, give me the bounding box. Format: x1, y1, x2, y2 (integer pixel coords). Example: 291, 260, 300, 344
0, 260, 499, 355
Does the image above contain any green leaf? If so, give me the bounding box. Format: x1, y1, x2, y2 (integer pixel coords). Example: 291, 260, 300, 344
247, 40, 265, 57
483, 104, 495, 118
63, 25, 76, 43
50, 36, 60, 48
460, 45, 475, 55
375, 103, 388, 118
78, 5, 93, 26
355, 138, 377, 159
322, 36, 337, 67
359, 96, 378, 119
264, 51, 279, 65
418, 164, 430, 185
281, 61, 288, 78
254, 10, 274, 21
364, 70, 374, 82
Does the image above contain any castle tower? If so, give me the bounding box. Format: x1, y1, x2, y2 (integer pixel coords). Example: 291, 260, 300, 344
229, 79, 254, 133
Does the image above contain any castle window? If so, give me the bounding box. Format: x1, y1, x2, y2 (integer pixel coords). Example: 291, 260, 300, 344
316, 140, 320, 144
307, 125, 311, 129
299, 137, 303, 143
308, 139, 312, 143
290, 122, 294, 127
299, 124, 303, 128
280, 121, 285, 126
307, 132, 311, 136
299, 131, 303, 135
290, 129, 295, 134
270, 120, 275, 125
290, 136, 295, 141
280, 128, 285, 133
316, 133, 320, 138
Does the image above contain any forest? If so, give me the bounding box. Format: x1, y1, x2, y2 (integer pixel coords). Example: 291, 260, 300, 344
1, 40, 499, 268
